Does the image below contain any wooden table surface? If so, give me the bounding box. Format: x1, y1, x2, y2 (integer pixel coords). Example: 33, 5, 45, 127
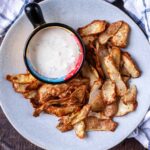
0, 0, 147, 149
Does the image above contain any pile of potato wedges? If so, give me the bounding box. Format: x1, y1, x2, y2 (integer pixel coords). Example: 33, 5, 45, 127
6, 20, 141, 139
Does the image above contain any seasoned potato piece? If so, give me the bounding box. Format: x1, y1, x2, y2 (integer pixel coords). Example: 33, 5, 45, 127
104, 102, 118, 117
116, 100, 137, 116
71, 104, 91, 125
58, 112, 79, 126
5, 19, 141, 138
99, 21, 123, 44
98, 47, 109, 78
88, 111, 109, 119
74, 121, 86, 139
89, 89, 105, 112
110, 46, 121, 70
78, 20, 107, 36
38, 83, 69, 103
70, 85, 87, 104
104, 55, 127, 96
82, 35, 97, 46
30, 98, 40, 108
85, 116, 118, 131
120, 66, 130, 77
102, 79, 116, 104
111, 22, 130, 48
56, 105, 90, 127
57, 122, 73, 132
33, 85, 87, 116
121, 85, 137, 104
89, 41, 105, 78
122, 52, 141, 78
23, 90, 38, 99
81, 62, 102, 87
89, 81, 105, 112
44, 105, 81, 117
13, 83, 29, 93
122, 76, 130, 84
26, 80, 43, 90
6, 73, 36, 84
91, 80, 102, 91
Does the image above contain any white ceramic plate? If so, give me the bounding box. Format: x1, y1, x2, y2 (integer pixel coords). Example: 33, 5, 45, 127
0, 0, 150, 150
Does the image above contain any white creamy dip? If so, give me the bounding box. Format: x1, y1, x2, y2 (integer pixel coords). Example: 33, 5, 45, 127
27, 27, 81, 78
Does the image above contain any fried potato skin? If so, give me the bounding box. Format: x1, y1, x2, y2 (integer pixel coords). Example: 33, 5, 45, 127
121, 85, 137, 104
111, 22, 130, 48
6, 73, 36, 84
81, 62, 102, 87
102, 79, 116, 104
104, 55, 127, 96
82, 35, 98, 46
74, 121, 86, 139
85, 116, 118, 131
44, 105, 81, 117
110, 46, 121, 70
116, 100, 137, 117
78, 20, 107, 36
89, 81, 105, 112
71, 104, 91, 125
6, 19, 141, 139
99, 21, 123, 45
104, 102, 118, 117
122, 52, 141, 78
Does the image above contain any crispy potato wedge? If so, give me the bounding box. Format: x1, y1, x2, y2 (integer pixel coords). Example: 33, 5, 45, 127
88, 111, 109, 119
121, 85, 137, 104
78, 20, 107, 36
85, 116, 118, 131
26, 80, 43, 90
33, 85, 87, 116
38, 83, 69, 103
99, 21, 123, 44
122, 76, 130, 84
122, 52, 141, 78
57, 122, 73, 132
74, 121, 86, 139
6, 73, 36, 84
71, 104, 91, 125
70, 85, 87, 104
104, 102, 118, 117
98, 47, 109, 78
13, 83, 29, 93
116, 100, 137, 116
111, 22, 130, 48
56, 104, 91, 127
30, 98, 41, 108
59, 78, 89, 98
44, 105, 81, 117
120, 65, 130, 77
110, 46, 121, 70
102, 79, 116, 104
81, 62, 102, 87
82, 35, 97, 46
89, 41, 105, 78
89, 81, 105, 112
23, 90, 38, 99
6, 19, 141, 138
104, 55, 127, 96
89, 90, 105, 112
